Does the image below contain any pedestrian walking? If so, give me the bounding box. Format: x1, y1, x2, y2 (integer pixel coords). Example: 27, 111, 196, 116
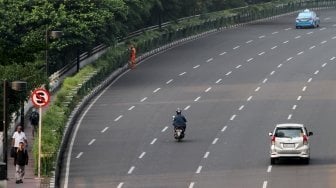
29, 108, 39, 137
129, 44, 136, 69
13, 142, 28, 184
11, 125, 28, 151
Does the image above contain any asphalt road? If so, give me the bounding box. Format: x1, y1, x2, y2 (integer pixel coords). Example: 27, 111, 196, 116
60, 9, 336, 188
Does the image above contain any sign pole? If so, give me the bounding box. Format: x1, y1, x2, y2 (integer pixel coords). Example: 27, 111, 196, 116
38, 106, 42, 178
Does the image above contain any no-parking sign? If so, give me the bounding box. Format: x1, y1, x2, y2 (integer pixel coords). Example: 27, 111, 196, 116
31, 88, 50, 107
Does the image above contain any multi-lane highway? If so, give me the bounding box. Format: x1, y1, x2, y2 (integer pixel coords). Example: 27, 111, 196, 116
60, 9, 336, 188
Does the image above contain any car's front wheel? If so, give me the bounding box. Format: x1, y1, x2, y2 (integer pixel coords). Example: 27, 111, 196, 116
303, 158, 310, 164
271, 158, 277, 165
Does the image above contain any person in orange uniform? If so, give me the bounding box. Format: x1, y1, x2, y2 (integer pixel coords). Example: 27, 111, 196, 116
129, 44, 136, 69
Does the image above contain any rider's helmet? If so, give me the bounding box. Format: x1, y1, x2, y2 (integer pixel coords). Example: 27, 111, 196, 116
176, 108, 182, 115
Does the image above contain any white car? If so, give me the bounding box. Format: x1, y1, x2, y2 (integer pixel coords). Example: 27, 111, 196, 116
269, 123, 313, 164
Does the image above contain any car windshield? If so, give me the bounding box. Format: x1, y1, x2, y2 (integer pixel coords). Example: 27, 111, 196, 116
275, 127, 303, 138
298, 13, 312, 19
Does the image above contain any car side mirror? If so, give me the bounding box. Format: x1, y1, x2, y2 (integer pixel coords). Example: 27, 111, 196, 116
269, 132, 273, 136
308, 132, 313, 136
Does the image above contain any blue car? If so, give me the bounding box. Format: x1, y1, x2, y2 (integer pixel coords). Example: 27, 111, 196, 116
296, 9, 320, 29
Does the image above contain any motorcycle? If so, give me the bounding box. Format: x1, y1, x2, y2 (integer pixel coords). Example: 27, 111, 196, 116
174, 127, 185, 141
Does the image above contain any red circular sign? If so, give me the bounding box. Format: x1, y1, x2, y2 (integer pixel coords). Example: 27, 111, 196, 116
31, 88, 51, 107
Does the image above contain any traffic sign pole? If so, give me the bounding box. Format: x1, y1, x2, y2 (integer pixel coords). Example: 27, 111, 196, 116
38, 106, 42, 179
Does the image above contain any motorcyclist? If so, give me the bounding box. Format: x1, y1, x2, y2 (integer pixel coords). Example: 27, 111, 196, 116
172, 108, 187, 134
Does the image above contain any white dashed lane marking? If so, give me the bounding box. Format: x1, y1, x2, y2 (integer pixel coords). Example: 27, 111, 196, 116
221, 126, 227, 132
161, 126, 168, 132
287, 57, 293, 61
309, 45, 316, 50
205, 87, 212, 93
297, 96, 302, 101
184, 105, 191, 110
236, 65, 242, 69
247, 96, 253, 101
150, 138, 157, 145
263, 78, 268, 83
247, 58, 254, 62
302, 86, 307, 91
166, 79, 173, 84
138, 152, 146, 159
230, 115, 237, 121
295, 35, 301, 39
270, 71, 275, 75
189, 182, 195, 188
330, 57, 336, 61
203, 152, 210, 159
101, 127, 109, 133
206, 58, 214, 63
292, 105, 297, 110
179, 72, 186, 76
194, 96, 201, 102
333, 36, 336, 39
272, 31, 279, 34
325, 17, 331, 20
283, 40, 289, 44
233, 46, 240, 50
263, 181, 268, 188
255, 87, 260, 92
321, 41, 327, 44
117, 182, 124, 188
320, 27, 326, 31
128, 106, 135, 111
88, 139, 96, 146
267, 165, 272, 173
322, 63, 327, 67
259, 35, 265, 39
246, 40, 253, 44
193, 65, 200, 69
297, 51, 304, 55
239, 105, 245, 110
114, 115, 123, 122
128, 166, 135, 174
75, 152, 83, 159
258, 52, 265, 56
153, 88, 161, 93
140, 97, 147, 102
314, 70, 319, 75
285, 28, 292, 30
288, 114, 292, 120
220, 52, 227, 56
271, 46, 277, 50
277, 64, 282, 68
196, 166, 203, 174
212, 138, 219, 144
308, 78, 312, 83
226, 71, 232, 76
307, 31, 313, 35
216, 79, 222, 84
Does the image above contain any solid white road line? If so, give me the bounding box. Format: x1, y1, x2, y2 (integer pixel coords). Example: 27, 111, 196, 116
271, 46, 277, 50
258, 52, 265, 56
216, 79, 222, 84
150, 138, 157, 145
179, 72, 186, 76
114, 115, 123, 122
230, 115, 236, 121
309, 45, 316, 50
139, 152, 146, 159
263, 78, 268, 84
297, 51, 304, 55
75, 152, 83, 159
270, 71, 275, 75
283, 40, 289, 44
295, 35, 301, 39
247, 96, 253, 101
247, 58, 254, 62
128, 106, 135, 111
166, 79, 173, 84
212, 138, 219, 144
117, 182, 124, 188
322, 63, 327, 67
287, 57, 293, 61
196, 166, 203, 174
184, 105, 191, 110
330, 57, 336, 61
220, 52, 227, 56
272, 31, 279, 34
153, 88, 161, 93
128, 166, 135, 174
205, 87, 212, 93
263, 181, 268, 188
203, 152, 210, 159
189, 182, 195, 188
292, 105, 297, 110
321, 40, 327, 44
88, 139, 96, 146
233, 45, 240, 50
314, 70, 319, 75
206, 58, 214, 63
194, 96, 201, 102
226, 71, 232, 76
193, 65, 200, 69
221, 126, 227, 132
277, 64, 282, 68
101, 127, 109, 133
255, 87, 260, 92
297, 96, 302, 101
236, 65, 242, 69
302, 86, 307, 92
162, 126, 168, 132
267, 165, 272, 173
246, 40, 253, 43
141, 97, 148, 102
307, 31, 313, 35
308, 78, 312, 83
239, 105, 245, 110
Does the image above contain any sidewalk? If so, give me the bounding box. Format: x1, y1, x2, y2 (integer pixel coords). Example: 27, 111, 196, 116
6, 119, 41, 188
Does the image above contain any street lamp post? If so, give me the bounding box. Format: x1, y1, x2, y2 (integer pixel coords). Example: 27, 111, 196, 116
45, 29, 63, 77
0, 80, 27, 181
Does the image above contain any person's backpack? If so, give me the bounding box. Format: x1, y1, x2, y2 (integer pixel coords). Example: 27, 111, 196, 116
31, 111, 39, 125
